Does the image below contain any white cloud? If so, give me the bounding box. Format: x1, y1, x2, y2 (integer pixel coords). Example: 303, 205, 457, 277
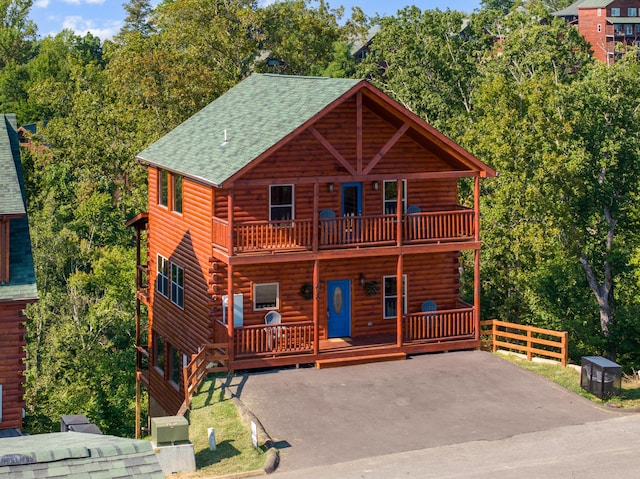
62, 0, 82, 5
34, 0, 49, 8
62, 16, 122, 40
258, 0, 278, 6
86, 0, 106, 4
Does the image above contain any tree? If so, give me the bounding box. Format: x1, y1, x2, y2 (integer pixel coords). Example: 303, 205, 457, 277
0, 0, 36, 68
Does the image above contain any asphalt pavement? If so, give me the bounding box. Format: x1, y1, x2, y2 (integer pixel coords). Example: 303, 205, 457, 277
223, 350, 626, 473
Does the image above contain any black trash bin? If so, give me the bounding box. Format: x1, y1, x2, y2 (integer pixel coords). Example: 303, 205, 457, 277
580, 356, 621, 399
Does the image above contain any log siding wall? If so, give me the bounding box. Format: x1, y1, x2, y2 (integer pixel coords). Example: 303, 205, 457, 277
0, 301, 29, 431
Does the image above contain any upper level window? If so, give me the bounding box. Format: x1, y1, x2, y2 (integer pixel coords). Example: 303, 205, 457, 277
629, 8, 637, 16
383, 275, 407, 319
597, 24, 602, 32
383, 180, 407, 215
611, 8, 620, 17
254, 282, 279, 310
171, 263, 184, 308
157, 254, 169, 297
626, 24, 633, 35
597, 8, 601, 16
169, 346, 181, 386
636, 24, 640, 33
172, 175, 183, 213
154, 332, 165, 373
158, 169, 168, 207
270, 185, 294, 222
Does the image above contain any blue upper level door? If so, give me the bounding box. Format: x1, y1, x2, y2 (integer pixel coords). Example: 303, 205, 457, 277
327, 279, 351, 338
342, 182, 362, 217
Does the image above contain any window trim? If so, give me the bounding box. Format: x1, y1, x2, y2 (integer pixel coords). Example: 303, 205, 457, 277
383, 274, 407, 319
383, 180, 407, 215
169, 345, 181, 387
629, 7, 637, 17
156, 254, 169, 298
171, 262, 184, 309
253, 282, 279, 311
611, 7, 620, 17
269, 184, 294, 222
597, 23, 602, 32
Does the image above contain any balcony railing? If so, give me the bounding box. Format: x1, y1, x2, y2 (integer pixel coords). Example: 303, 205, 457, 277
402, 303, 475, 342
213, 207, 475, 254
233, 321, 315, 358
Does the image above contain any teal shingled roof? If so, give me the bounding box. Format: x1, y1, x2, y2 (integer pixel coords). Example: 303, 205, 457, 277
0, 114, 37, 302
137, 74, 362, 186
0, 432, 164, 478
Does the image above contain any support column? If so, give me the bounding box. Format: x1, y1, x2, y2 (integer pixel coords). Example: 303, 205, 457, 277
227, 189, 235, 363
396, 178, 403, 246
313, 259, 320, 355
396, 254, 403, 347
473, 175, 481, 340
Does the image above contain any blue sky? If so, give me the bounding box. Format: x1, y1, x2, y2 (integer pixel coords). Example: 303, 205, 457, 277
29, 0, 482, 41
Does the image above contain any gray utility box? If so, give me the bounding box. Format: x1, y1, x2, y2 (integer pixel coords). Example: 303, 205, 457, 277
151, 416, 189, 445
580, 356, 622, 399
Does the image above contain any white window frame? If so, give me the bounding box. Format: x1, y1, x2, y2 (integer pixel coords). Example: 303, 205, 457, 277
172, 174, 183, 214
383, 275, 407, 319
254, 282, 279, 311
383, 180, 407, 215
269, 184, 294, 222
626, 24, 633, 35
597, 8, 601, 16
629, 7, 637, 17
611, 7, 620, 17
156, 254, 169, 298
171, 263, 184, 309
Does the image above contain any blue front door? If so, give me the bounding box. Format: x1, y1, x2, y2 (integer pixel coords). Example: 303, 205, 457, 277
327, 279, 351, 338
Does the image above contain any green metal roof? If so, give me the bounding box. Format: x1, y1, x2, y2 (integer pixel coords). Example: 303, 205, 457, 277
577, 0, 614, 7
0, 432, 164, 478
137, 74, 362, 186
0, 114, 37, 303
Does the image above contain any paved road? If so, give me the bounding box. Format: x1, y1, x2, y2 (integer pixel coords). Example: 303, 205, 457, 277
271, 415, 640, 479
224, 350, 624, 472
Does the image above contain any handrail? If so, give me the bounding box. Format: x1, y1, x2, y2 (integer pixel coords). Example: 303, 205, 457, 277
182, 342, 229, 408
234, 321, 314, 357
403, 305, 475, 342
480, 319, 568, 366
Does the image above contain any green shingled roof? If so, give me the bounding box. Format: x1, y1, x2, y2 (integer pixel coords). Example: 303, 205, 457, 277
0, 114, 37, 303
137, 74, 362, 186
0, 432, 164, 478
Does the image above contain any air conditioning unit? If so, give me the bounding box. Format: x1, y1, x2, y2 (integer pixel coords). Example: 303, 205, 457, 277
151, 416, 189, 445
580, 356, 622, 399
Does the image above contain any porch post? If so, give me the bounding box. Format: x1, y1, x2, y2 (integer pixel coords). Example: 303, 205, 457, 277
313, 259, 319, 355
313, 182, 319, 252
473, 175, 481, 341
396, 253, 403, 347
396, 178, 403, 246
227, 188, 235, 363
474, 175, 480, 242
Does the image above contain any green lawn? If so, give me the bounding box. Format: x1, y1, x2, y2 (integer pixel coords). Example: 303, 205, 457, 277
500, 353, 640, 409
170, 376, 267, 478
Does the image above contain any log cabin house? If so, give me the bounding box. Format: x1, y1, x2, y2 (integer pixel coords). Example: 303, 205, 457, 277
128, 74, 496, 420
0, 114, 38, 436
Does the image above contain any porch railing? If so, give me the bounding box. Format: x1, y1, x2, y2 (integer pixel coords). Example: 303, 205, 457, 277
403, 304, 475, 342
234, 321, 314, 358
213, 207, 476, 253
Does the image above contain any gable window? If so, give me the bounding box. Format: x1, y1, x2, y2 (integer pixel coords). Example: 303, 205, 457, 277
611, 8, 620, 17
597, 8, 601, 16
158, 169, 169, 207
383, 180, 407, 215
270, 185, 294, 222
254, 283, 279, 310
629, 8, 637, 16
383, 275, 407, 319
171, 263, 184, 308
154, 332, 165, 373
172, 175, 183, 213
157, 254, 169, 298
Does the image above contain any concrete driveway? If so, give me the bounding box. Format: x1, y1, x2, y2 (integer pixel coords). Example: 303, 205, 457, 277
223, 350, 622, 472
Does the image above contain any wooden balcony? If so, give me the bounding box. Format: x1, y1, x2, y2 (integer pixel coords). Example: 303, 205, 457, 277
212, 207, 475, 254
232, 321, 315, 358
402, 303, 475, 342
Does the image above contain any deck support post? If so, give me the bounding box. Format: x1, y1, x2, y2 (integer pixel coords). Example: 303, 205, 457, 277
396, 178, 403, 245
396, 254, 403, 347
313, 182, 319, 252
313, 259, 320, 355
227, 189, 235, 364
473, 176, 481, 340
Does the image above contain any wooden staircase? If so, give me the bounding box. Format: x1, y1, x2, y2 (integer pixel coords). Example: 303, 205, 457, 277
183, 342, 229, 409
315, 352, 407, 369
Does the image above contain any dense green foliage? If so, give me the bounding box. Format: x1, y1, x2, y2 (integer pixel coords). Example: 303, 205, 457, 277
6, 0, 640, 435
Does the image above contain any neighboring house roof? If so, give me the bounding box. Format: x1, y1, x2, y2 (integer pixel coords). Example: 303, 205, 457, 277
0, 432, 164, 478
137, 73, 496, 186
576, 0, 614, 7
0, 114, 37, 302
137, 74, 361, 186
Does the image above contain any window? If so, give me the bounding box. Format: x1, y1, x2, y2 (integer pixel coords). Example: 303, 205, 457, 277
254, 283, 279, 310
169, 346, 181, 386
626, 24, 633, 35
157, 255, 169, 297
629, 8, 637, 16
172, 175, 183, 213
597, 24, 602, 32
158, 169, 168, 207
597, 8, 601, 16
383, 275, 407, 319
636, 24, 640, 33
383, 180, 407, 215
611, 8, 620, 17
154, 333, 165, 373
171, 263, 184, 308
269, 185, 294, 222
